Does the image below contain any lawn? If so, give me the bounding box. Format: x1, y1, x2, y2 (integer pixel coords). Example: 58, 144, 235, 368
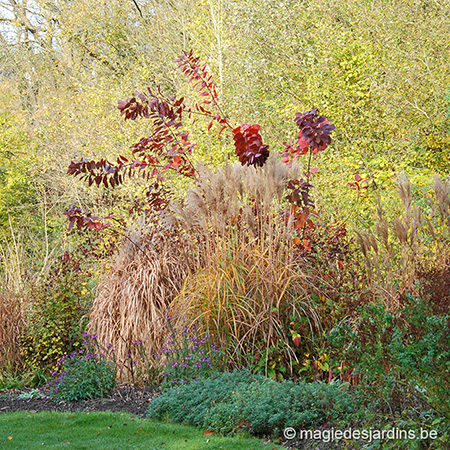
0, 411, 284, 450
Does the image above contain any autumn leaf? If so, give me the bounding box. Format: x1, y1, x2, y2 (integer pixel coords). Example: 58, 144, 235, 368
172, 156, 182, 168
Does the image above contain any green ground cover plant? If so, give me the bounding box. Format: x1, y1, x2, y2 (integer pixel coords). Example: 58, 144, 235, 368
147, 369, 356, 436
0, 411, 283, 450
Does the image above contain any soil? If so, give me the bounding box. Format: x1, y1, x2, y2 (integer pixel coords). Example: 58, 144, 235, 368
0, 385, 160, 417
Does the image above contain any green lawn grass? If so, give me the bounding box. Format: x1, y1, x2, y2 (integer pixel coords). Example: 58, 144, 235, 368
0, 411, 284, 450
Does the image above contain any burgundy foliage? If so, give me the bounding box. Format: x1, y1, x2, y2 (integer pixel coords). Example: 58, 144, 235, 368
63, 206, 111, 232
282, 109, 335, 165
176, 50, 229, 132
233, 124, 270, 167
347, 173, 371, 194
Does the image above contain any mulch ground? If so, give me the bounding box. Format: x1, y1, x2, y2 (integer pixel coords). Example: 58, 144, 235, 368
0, 385, 160, 417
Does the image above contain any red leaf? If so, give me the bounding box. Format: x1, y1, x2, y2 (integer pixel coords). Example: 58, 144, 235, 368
218, 125, 227, 137
172, 156, 182, 168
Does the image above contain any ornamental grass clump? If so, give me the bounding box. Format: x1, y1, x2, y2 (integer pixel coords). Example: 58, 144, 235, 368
0, 289, 26, 374
167, 158, 344, 376
88, 225, 193, 383
44, 333, 116, 401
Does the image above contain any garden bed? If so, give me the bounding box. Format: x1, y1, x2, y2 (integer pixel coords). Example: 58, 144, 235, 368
0, 385, 352, 449
0, 385, 160, 417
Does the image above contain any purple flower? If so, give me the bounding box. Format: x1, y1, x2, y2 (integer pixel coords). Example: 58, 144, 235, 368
82, 332, 89, 337
106, 343, 113, 348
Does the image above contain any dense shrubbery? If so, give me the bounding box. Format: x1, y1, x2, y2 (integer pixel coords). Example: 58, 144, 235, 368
147, 370, 355, 436
20, 253, 92, 373
329, 291, 450, 442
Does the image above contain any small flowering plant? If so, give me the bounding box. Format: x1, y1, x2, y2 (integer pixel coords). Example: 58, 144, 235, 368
44, 333, 116, 401
156, 318, 224, 387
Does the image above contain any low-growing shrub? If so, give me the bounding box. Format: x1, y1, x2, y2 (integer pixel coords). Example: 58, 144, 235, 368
147, 369, 355, 436
44, 334, 116, 401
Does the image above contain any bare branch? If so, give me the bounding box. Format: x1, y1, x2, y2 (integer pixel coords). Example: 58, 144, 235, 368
132, 0, 144, 18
